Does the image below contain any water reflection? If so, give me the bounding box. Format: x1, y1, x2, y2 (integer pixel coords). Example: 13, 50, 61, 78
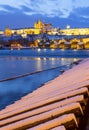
0, 57, 80, 81
74, 58, 78, 62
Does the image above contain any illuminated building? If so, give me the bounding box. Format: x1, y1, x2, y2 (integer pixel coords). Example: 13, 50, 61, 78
61, 28, 89, 35
4, 20, 52, 36
2, 21, 89, 37
34, 20, 43, 29
5, 26, 12, 36
34, 20, 52, 33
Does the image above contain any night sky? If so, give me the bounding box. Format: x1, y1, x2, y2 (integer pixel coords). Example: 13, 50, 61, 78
0, 0, 89, 30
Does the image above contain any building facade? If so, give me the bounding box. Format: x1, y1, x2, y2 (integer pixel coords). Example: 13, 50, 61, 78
61, 28, 89, 35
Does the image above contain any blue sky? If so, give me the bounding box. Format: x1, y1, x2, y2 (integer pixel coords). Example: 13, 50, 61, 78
0, 0, 89, 30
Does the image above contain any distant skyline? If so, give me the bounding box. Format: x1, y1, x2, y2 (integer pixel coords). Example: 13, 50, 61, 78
0, 0, 89, 30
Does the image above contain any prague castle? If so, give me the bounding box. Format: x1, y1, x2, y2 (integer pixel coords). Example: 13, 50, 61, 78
1, 20, 89, 37
4, 20, 52, 37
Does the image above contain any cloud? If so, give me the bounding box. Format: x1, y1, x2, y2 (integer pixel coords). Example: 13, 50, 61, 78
23, 0, 73, 18
23, 0, 89, 18
73, 0, 89, 8
69, 7, 89, 21
0, 0, 89, 19
0, 6, 9, 12
0, 0, 29, 9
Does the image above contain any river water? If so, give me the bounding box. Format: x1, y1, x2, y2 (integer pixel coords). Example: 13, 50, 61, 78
0, 49, 88, 120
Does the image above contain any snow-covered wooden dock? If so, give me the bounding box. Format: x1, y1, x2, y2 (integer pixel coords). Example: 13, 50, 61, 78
0, 58, 89, 130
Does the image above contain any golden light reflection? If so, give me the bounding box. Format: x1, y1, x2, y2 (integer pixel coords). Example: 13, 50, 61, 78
74, 58, 78, 62
37, 58, 41, 60
61, 58, 65, 61
51, 58, 55, 60
37, 58, 42, 70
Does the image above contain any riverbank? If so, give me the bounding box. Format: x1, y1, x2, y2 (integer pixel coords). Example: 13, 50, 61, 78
0, 58, 89, 130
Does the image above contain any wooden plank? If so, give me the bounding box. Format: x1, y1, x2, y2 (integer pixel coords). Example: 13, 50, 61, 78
4, 80, 89, 111
28, 125, 66, 130
0, 87, 88, 119
22, 80, 89, 100
0, 113, 78, 130
0, 83, 88, 116
26, 113, 78, 130
0, 95, 85, 125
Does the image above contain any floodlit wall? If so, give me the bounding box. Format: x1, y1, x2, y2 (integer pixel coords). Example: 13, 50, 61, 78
61, 28, 89, 35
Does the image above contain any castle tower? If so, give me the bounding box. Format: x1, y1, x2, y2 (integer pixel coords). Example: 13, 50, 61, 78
5, 26, 12, 37
38, 20, 43, 29
34, 21, 37, 28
